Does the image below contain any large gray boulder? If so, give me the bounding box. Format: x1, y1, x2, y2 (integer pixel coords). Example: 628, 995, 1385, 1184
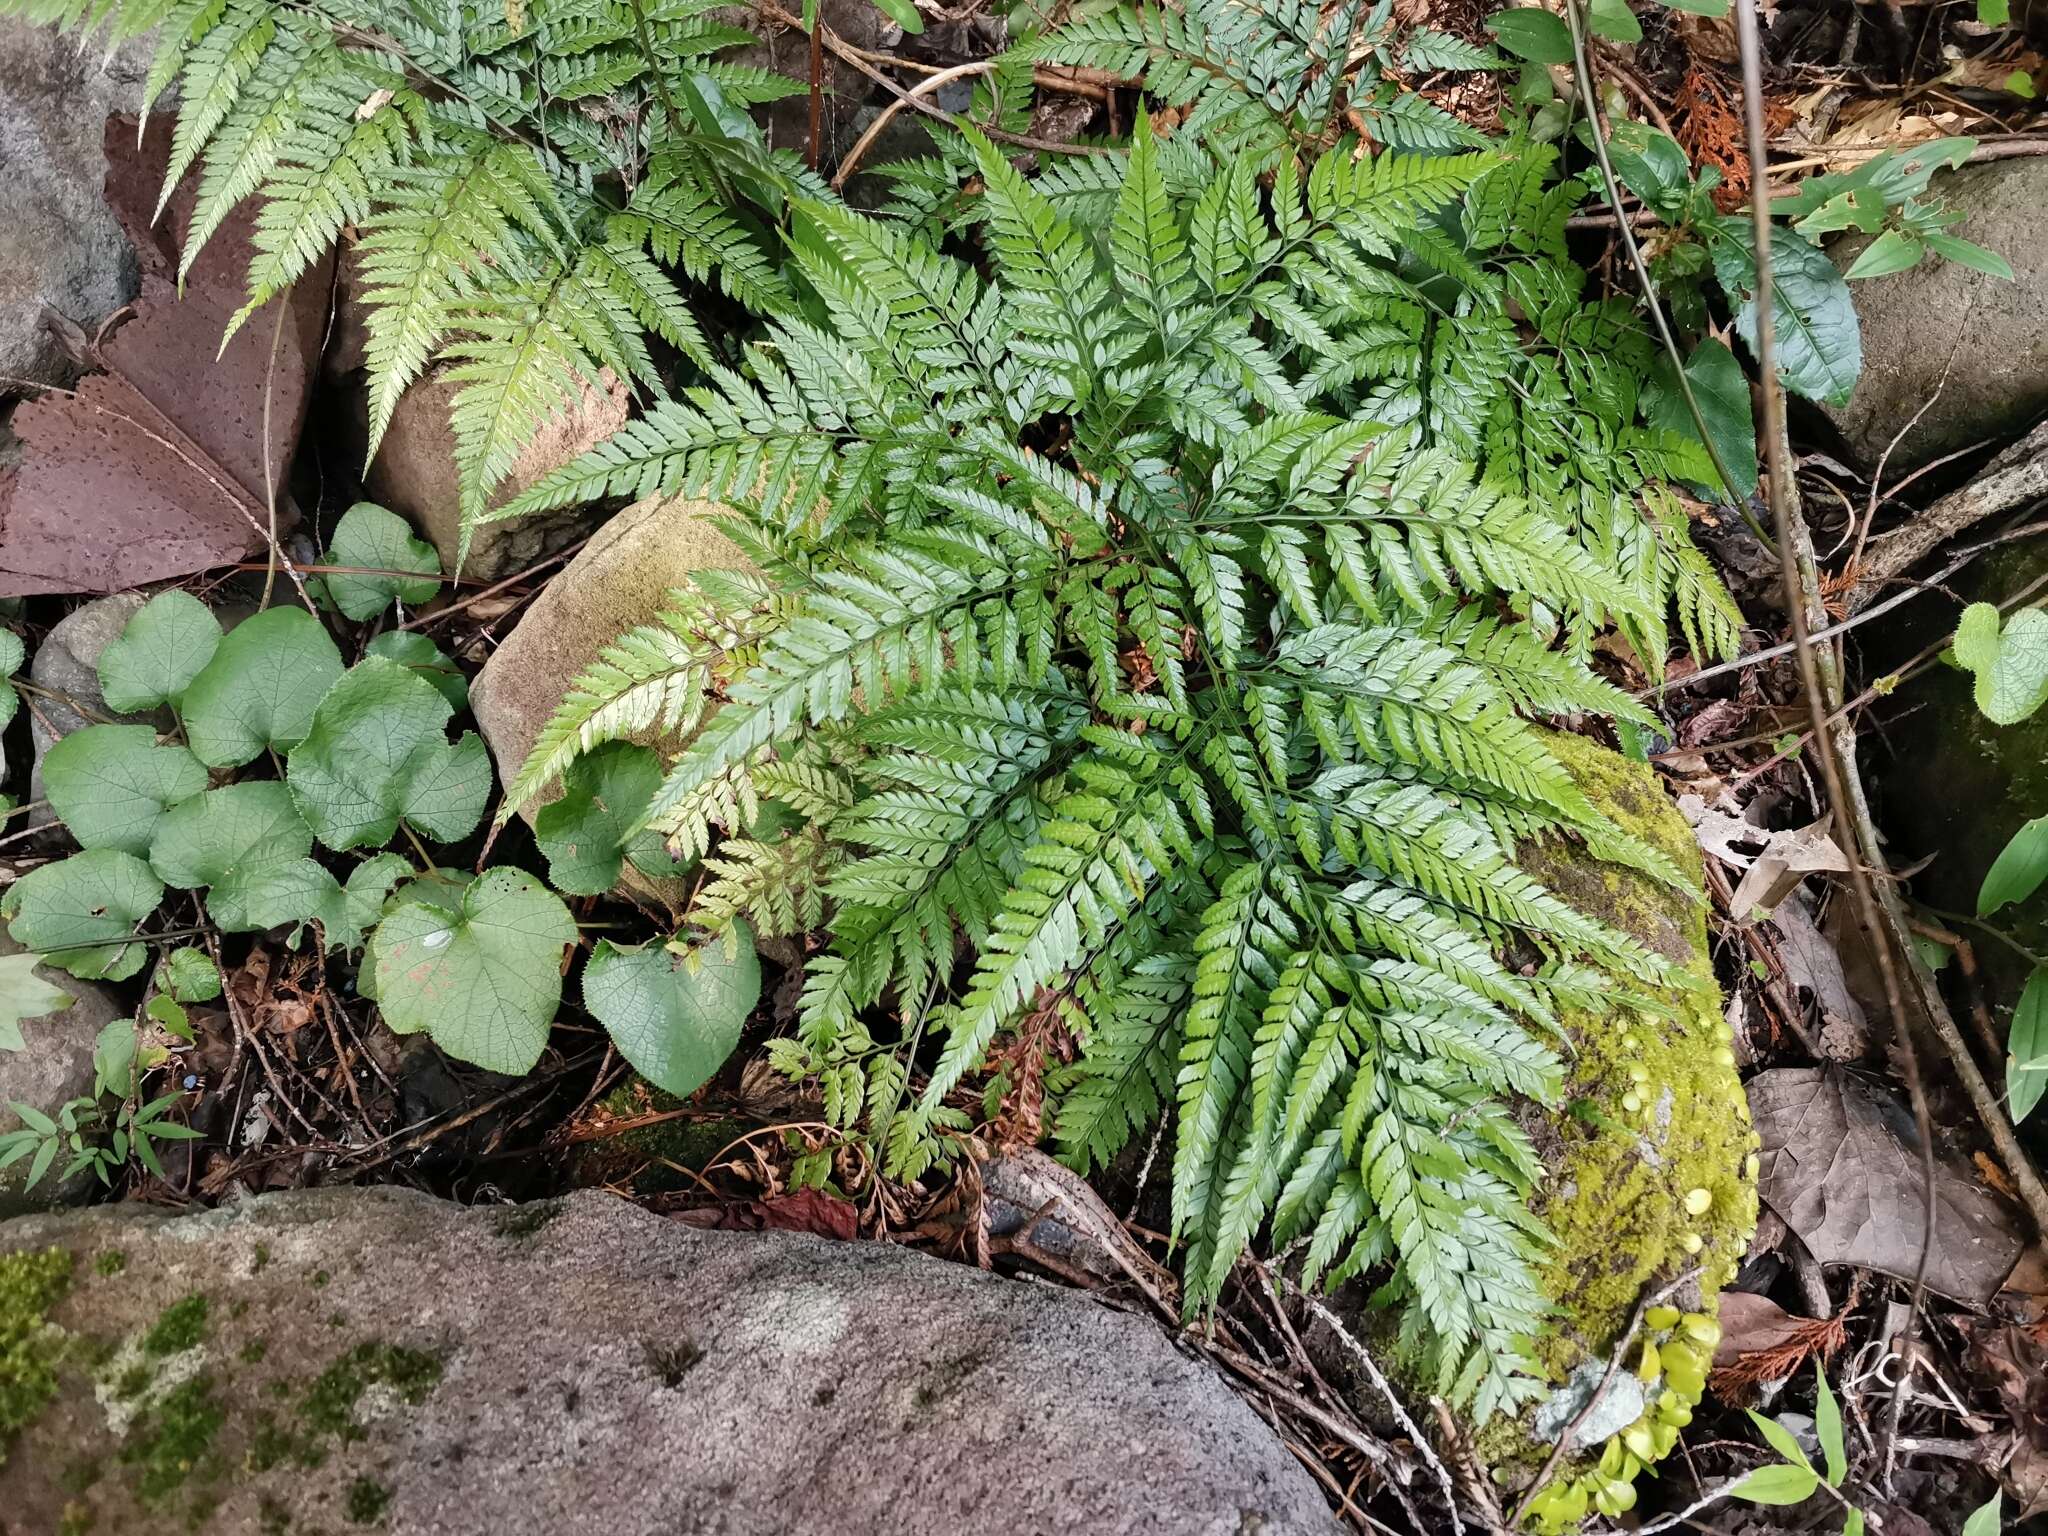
1826, 160, 2048, 471
0, 1187, 1340, 1535
0, 20, 149, 393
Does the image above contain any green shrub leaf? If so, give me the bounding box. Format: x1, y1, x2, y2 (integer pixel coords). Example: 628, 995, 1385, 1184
149, 782, 318, 931
42, 725, 208, 855
0, 850, 164, 980
534, 742, 670, 896
2010, 968, 2047, 1126
583, 924, 760, 1098
0, 630, 22, 678
370, 868, 575, 1074
364, 631, 468, 710
1954, 602, 2048, 725
1486, 8, 1572, 61
1724, 226, 1862, 406
313, 503, 442, 621
1729, 1462, 1820, 1506
1643, 338, 1757, 501
97, 591, 222, 713
181, 608, 346, 768
287, 657, 491, 850
1980, 816, 2048, 916
161, 947, 223, 1003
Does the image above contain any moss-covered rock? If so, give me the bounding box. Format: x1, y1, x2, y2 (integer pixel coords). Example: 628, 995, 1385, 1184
1492, 733, 1758, 1522
0, 1188, 1341, 1534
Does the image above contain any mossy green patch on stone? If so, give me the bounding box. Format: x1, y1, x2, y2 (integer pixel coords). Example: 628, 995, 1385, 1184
57, 1501, 94, 1536
345, 1476, 392, 1525
142, 1294, 209, 1357
301, 1342, 443, 1446
1483, 734, 1758, 1501
119, 1374, 226, 1511
240, 1339, 268, 1366
94, 1252, 127, 1279
0, 1245, 74, 1444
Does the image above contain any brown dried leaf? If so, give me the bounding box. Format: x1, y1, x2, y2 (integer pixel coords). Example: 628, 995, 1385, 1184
1728, 820, 1851, 924
0, 115, 328, 595
1750, 1066, 2026, 1305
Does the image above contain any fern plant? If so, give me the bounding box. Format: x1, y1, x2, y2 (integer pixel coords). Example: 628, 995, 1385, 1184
499, 105, 1734, 1422
5, 0, 814, 560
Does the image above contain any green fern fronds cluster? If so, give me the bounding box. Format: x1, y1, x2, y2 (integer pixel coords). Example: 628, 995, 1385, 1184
507, 103, 1734, 1422
5, 0, 811, 563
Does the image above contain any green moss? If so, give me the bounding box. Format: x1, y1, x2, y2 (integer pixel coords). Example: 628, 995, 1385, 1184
0, 1245, 74, 1443
492, 1200, 566, 1239
142, 1293, 209, 1357
345, 1477, 392, 1526
1479, 734, 1758, 1496
119, 1374, 225, 1510
252, 1245, 271, 1275
57, 1501, 94, 1536
94, 1251, 127, 1278
301, 1342, 443, 1445
569, 1083, 748, 1194
311, 1271, 330, 1290
241, 1339, 269, 1366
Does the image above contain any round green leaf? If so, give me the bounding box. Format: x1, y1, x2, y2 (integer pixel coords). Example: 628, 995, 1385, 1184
314, 503, 442, 622
42, 724, 208, 855
583, 924, 759, 1099
1954, 602, 2048, 725
364, 631, 468, 710
371, 869, 575, 1075
1588, 0, 1642, 42
0, 951, 76, 1053
286, 657, 491, 851
0, 849, 163, 980
149, 782, 316, 930
0, 629, 24, 677
160, 946, 223, 1003
1486, 8, 1573, 63
182, 607, 346, 768
534, 742, 665, 896
96, 591, 222, 713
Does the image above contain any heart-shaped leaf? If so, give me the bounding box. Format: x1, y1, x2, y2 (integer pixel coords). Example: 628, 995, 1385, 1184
370, 868, 575, 1074
160, 946, 222, 1003
583, 924, 760, 1098
364, 630, 468, 710
97, 590, 222, 713
287, 657, 491, 850
181, 607, 346, 767
41, 724, 208, 855
313, 502, 442, 621
1954, 602, 2048, 724
0, 849, 164, 980
534, 742, 672, 896
1487, 8, 1572, 61
149, 781, 317, 931
0, 952, 76, 1052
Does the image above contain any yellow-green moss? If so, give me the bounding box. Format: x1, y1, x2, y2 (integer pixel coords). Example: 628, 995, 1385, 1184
1484, 734, 1758, 1507
569, 1081, 748, 1194
0, 1246, 74, 1444
142, 1294, 209, 1357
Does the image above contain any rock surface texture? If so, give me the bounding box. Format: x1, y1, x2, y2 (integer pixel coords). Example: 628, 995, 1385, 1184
0, 1186, 1340, 1535
0, 21, 146, 392
1826, 160, 2048, 471
470, 493, 755, 819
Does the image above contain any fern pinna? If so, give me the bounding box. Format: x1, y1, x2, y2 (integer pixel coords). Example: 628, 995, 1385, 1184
501, 115, 1730, 1421
6, 0, 810, 559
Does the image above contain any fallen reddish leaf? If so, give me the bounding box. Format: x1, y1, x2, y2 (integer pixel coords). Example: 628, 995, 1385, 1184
0, 115, 327, 595
675, 1189, 860, 1241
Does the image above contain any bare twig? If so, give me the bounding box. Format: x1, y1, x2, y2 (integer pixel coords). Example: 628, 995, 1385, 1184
1732, 2, 1937, 1494
1845, 419, 2048, 612
832, 59, 994, 189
